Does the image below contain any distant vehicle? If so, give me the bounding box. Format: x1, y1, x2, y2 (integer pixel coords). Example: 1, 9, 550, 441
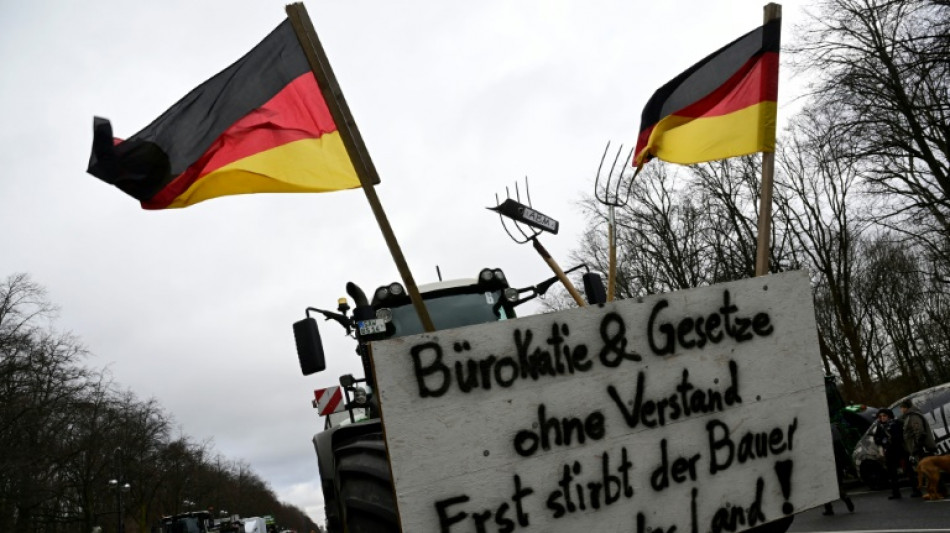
242, 516, 267, 533
215, 517, 245, 533
825, 376, 879, 477
154, 511, 215, 533
845, 403, 880, 427
851, 382, 950, 489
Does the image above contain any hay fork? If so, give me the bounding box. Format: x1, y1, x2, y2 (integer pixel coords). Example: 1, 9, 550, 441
489, 178, 586, 307
594, 142, 635, 301
493, 179, 545, 244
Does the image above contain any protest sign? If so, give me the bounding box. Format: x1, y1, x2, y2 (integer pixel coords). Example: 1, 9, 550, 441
371, 270, 837, 532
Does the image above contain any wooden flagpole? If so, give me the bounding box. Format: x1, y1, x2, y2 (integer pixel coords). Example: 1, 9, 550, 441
754, 3, 781, 277
286, 3, 435, 332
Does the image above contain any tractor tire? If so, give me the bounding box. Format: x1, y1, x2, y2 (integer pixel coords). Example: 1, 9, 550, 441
333, 432, 399, 533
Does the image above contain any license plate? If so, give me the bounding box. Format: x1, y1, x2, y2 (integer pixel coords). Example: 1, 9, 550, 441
358, 319, 387, 336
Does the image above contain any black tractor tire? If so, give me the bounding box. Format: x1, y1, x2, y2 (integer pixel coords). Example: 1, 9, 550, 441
332, 432, 399, 533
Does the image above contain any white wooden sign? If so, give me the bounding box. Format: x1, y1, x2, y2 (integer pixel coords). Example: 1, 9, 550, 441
371, 270, 837, 533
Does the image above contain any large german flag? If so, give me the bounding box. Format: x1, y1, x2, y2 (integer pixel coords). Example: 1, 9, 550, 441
633, 19, 780, 168
87, 19, 362, 209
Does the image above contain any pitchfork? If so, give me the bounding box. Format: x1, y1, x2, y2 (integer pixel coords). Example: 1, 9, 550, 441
490, 178, 587, 307
594, 142, 635, 302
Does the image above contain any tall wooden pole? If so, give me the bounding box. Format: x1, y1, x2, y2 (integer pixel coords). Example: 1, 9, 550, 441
286, 3, 435, 331
754, 3, 782, 277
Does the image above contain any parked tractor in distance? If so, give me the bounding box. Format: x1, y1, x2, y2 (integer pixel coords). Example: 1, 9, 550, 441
293, 267, 604, 533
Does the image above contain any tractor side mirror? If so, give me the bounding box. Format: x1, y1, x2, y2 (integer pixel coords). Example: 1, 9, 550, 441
582, 272, 607, 305
293, 317, 327, 375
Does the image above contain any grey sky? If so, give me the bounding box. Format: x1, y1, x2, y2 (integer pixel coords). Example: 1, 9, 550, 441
0, 0, 808, 524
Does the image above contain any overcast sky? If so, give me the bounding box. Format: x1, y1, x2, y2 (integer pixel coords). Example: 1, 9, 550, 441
0, 0, 811, 525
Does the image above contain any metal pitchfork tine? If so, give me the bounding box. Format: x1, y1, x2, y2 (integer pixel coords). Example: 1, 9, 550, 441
594, 141, 636, 302
490, 177, 587, 307
494, 179, 542, 244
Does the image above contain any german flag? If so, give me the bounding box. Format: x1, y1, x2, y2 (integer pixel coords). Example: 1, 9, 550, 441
633, 19, 780, 168
87, 19, 363, 209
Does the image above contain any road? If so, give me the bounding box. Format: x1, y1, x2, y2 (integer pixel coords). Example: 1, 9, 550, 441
788, 487, 950, 533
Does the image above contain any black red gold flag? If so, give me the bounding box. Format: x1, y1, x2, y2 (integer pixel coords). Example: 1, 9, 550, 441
87, 19, 361, 209
633, 19, 780, 167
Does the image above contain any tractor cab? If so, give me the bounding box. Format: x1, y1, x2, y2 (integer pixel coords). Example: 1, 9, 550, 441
293, 267, 547, 378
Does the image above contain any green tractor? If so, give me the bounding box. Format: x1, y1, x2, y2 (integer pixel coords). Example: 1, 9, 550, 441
293, 267, 604, 533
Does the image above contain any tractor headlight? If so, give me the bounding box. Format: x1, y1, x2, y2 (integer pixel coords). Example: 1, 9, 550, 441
376, 308, 393, 323
478, 268, 508, 288
493, 269, 506, 283
503, 288, 519, 302
373, 282, 406, 305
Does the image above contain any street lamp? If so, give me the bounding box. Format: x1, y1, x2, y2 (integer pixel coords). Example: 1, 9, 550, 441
108, 448, 131, 533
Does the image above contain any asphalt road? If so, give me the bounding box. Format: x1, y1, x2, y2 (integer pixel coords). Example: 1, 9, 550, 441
788, 486, 950, 533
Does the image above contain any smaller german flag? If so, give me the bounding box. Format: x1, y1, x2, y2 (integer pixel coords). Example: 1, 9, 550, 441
634, 19, 780, 168
88, 19, 362, 209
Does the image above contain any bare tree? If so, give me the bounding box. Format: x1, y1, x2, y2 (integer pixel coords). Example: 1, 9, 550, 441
571, 151, 799, 308
775, 101, 881, 401
793, 0, 950, 277
0, 274, 92, 531
0, 273, 323, 532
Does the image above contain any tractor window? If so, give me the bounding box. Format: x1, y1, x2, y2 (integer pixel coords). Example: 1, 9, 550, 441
389, 291, 505, 337
324, 407, 372, 429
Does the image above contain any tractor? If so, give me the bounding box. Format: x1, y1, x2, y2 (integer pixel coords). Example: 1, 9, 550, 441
293, 266, 604, 532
